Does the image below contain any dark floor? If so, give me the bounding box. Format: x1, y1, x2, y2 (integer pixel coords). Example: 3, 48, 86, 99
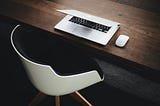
1, 16, 160, 106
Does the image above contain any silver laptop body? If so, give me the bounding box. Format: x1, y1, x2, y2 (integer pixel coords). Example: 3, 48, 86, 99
54, 10, 120, 45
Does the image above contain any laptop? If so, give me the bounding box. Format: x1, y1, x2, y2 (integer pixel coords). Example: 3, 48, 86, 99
54, 9, 120, 45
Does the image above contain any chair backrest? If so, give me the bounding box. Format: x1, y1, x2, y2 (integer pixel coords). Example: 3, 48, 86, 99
10, 25, 72, 95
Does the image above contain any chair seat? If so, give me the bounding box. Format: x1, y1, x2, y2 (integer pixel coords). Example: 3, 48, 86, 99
47, 44, 103, 78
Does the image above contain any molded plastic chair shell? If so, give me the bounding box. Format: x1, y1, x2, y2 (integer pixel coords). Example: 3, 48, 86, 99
11, 25, 104, 96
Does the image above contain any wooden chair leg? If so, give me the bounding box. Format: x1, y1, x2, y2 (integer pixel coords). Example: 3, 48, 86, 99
55, 96, 60, 106
70, 91, 92, 106
29, 92, 47, 106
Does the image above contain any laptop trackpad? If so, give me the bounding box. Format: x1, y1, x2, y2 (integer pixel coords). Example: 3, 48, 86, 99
73, 26, 92, 37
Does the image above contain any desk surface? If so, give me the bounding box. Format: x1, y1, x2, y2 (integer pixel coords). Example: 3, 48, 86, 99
0, 0, 160, 71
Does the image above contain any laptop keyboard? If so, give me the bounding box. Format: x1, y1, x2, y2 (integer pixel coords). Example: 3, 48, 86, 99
69, 16, 111, 33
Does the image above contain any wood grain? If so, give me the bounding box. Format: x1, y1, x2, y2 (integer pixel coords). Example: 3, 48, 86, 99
110, 0, 160, 13
0, 0, 159, 71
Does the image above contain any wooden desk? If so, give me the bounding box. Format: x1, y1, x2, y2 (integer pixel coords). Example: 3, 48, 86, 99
0, 0, 160, 72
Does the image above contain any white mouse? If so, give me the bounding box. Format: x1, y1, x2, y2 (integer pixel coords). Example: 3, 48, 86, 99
115, 35, 129, 47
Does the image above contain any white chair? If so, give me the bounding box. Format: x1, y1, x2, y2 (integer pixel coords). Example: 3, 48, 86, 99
11, 24, 104, 106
